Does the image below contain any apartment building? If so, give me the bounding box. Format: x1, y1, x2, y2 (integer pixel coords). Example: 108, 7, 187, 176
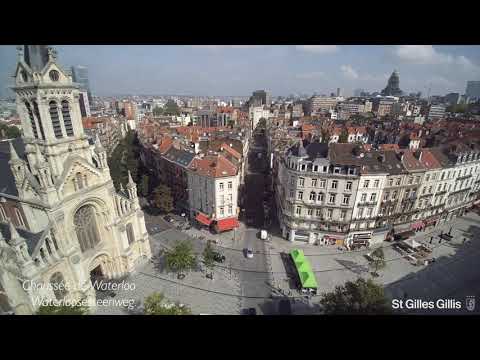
188, 154, 240, 232
275, 141, 360, 244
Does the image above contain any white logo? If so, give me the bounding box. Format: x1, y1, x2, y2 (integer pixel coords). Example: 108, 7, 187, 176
466, 296, 475, 312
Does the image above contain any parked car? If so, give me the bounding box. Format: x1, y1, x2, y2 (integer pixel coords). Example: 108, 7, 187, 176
245, 248, 254, 259
163, 215, 174, 223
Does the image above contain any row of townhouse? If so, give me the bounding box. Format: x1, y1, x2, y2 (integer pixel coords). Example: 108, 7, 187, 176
275, 139, 480, 248
139, 131, 243, 232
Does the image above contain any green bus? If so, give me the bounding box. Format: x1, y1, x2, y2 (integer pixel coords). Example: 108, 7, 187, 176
290, 249, 318, 295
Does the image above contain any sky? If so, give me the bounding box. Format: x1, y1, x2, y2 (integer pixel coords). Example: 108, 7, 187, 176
1, 45, 479, 98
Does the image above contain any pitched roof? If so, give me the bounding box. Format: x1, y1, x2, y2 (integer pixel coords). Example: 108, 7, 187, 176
163, 147, 195, 168
189, 155, 237, 178
220, 143, 242, 160
379, 144, 400, 151
0, 222, 42, 255
158, 136, 173, 154
0, 138, 26, 197
401, 150, 425, 172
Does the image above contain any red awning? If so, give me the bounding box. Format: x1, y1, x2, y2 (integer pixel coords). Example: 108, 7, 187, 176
196, 212, 212, 226
215, 217, 239, 232
410, 221, 425, 230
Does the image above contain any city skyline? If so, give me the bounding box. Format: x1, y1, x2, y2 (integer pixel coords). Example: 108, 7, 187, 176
0, 45, 479, 98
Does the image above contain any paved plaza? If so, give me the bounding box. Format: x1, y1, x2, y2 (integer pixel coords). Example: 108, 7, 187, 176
97, 129, 480, 315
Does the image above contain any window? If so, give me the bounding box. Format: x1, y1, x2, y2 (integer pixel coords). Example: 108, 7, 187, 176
219, 182, 224, 191
331, 180, 338, 189
290, 177, 294, 186
329, 193, 336, 203
374, 180, 379, 188
0, 205, 6, 222
74, 205, 100, 253
441, 172, 445, 180
346, 181, 352, 191
289, 190, 294, 198
307, 208, 313, 216
49, 101, 63, 138
301, 164, 306, 171
319, 179, 326, 188
14, 208, 25, 228
422, 187, 426, 195
296, 206, 302, 215
313, 165, 318, 172
228, 194, 233, 203
24, 101, 38, 139
75, 172, 85, 190
32, 101, 46, 140
361, 193, 367, 202
388, 178, 393, 187
228, 181, 232, 189
392, 190, 397, 199
408, 177, 413, 185
357, 208, 364, 218
428, 186, 432, 194
228, 205, 233, 214
384, 192, 390, 201
363, 180, 370, 188
415, 176, 420, 184
316, 209, 322, 217
317, 193, 324, 202
370, 193, 376, 202
343, 194, 350, 205
425, 174, 430, 182
327, 209, 333, 219
298, 191, 303, 200
311, 179, 317, 187
396, 178, 401, 186
298, 177, 305, 187
126, 223, 135, 245
309, 192, 316, 200
340, 210, 346, 220
348, 168, 355, 175
323, 166, 328, 172
220, 195, 225, 205
366, 208, 373, 217
334, 167, 340, 174
50, 272, 67, 300
61, 100, 74, 136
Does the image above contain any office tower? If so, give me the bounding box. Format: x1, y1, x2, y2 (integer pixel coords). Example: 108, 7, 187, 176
466, 81, 480, 99
71, 65, 92, 103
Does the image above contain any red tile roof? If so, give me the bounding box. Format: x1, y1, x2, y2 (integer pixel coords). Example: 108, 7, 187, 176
158, 136, 173, 154
379, 144, 400, 151
221, 143, 242, 160
418, 149, 442, 170
189, 155, 237, 177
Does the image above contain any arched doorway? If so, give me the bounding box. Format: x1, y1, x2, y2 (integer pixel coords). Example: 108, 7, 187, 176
74, 205, 101, 253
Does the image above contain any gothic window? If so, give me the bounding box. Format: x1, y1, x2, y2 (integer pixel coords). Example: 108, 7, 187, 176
50, 272, 67, 300
74, 205, 101, 253
0, 205, 6, 222
75, 172, 84, 190
24, 101, 38, 139
45, 238, 52, 255
32, 101, 46, 140
14, 208, 25, 228
126, 223, 135, 245
61, 100, 74, 136
49, 101, 63, 138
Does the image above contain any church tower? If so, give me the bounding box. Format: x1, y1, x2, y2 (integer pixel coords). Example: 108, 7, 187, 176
0, 46, 152, 314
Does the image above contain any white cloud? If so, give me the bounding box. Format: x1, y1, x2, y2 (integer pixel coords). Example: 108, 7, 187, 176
191, 45, 265, 50
295, 71, 325, 79
340, 65, 359, 80
394, 45, 480, 72
295, 45, 339, 54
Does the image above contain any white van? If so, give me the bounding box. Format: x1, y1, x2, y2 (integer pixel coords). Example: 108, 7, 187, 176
260, 230, 268, 240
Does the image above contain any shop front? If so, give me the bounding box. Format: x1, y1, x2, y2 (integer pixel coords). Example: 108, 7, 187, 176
410, 220, 425, 232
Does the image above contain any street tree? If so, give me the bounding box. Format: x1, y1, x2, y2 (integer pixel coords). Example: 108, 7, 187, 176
164, 241, 197, 278
202, 241, 216, 279
139, 174, 150, 197
319, 278, 391, 314
369, 247, 386, 277
153, 106, 164, 116
36, 302, 89, 315
320, 128, 331, 143
338, 128, 349, 143
152, 184, 174, 213
163, 100, 180, 116
144, 292, 192, 315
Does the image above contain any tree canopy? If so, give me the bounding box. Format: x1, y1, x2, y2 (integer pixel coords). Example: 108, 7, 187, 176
144, 292, 192, 315
202, 241, 216, 276
319, 278, 391, 314
163, 100, 181, 116
164, 241, 197, 276
369, 247, 386, 277
36, 302, 89, 315
152, 184, 174, 213
338, 128, 349, 143
0, 123, 21, 140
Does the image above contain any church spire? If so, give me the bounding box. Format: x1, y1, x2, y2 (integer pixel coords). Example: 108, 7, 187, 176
23, 45, 50, 72
127, 170, 134, 186
8, 140, 20, 163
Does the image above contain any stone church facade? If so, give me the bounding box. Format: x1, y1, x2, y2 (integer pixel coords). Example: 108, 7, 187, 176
0, 46, 151, 314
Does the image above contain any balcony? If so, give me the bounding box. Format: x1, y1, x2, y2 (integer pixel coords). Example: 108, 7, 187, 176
357, 201, 378, 207
435, 190, 447, 196
450, 187, 471, 195
457, 174, 472, 181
